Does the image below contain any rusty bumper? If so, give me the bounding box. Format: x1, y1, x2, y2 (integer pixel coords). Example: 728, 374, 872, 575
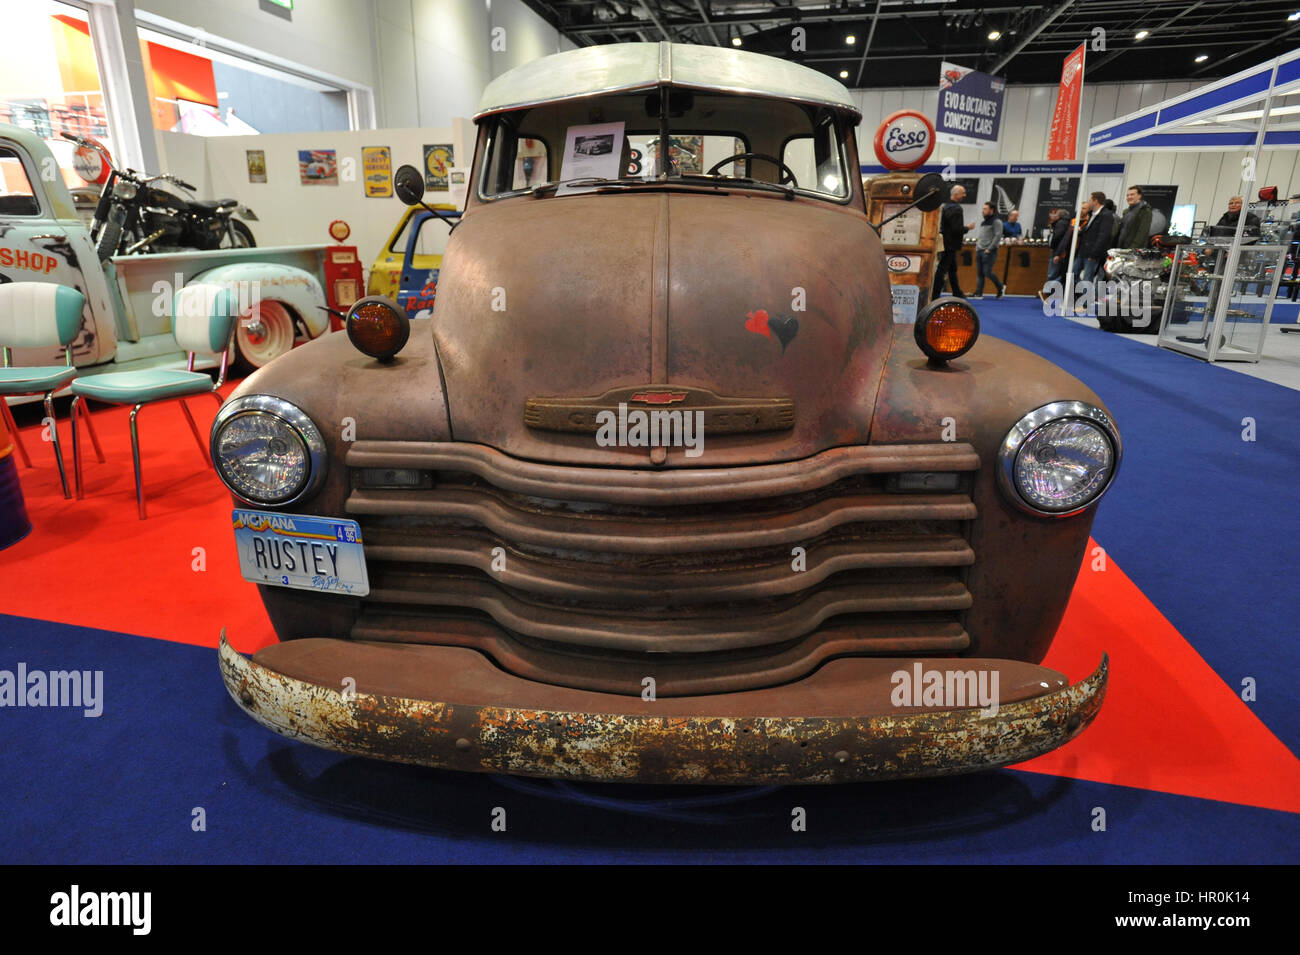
219, 633, 1106, 784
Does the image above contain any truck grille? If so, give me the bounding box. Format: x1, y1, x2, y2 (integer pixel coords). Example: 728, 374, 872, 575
344, 441, 979, 695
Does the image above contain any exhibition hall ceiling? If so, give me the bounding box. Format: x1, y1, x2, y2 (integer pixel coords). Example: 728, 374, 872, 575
524, 0, 1300, 88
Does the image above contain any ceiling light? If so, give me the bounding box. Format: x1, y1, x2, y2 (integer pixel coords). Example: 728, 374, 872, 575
839, 70, 849, 78
988, 30, 1001, 40
1290, 11, 1300, 21
1195, 54, 1209, 63
846, 34, 856, 44
731, 36, 742, 47
1135, 29, 1149, 40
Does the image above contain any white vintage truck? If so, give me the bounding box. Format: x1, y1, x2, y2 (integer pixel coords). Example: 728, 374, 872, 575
0, 123, 331, 393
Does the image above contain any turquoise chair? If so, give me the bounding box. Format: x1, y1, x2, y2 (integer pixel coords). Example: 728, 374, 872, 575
0, 282, 105, 499
71, 283, 237, 519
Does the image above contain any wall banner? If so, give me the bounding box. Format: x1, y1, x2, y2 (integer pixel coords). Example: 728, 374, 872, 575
1048, 43, 1087, 160
936, 62, 1005, 150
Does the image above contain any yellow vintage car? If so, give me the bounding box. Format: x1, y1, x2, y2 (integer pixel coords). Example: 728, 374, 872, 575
366, 202, 460, 312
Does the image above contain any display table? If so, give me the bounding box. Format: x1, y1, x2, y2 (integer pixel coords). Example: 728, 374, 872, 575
951, 243, 1051, 296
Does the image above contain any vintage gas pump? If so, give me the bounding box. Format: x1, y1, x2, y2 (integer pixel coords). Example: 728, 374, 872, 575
323, 219, 363, 330
864, 110, 942, 325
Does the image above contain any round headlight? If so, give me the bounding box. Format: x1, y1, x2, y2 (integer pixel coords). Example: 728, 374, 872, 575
997, 401, 1121, 517
915, 296, 979, 362
210, 395, 327, 506
346, 295, 410, 361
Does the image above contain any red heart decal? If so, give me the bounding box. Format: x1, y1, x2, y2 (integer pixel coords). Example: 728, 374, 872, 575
744, 309, 772, 338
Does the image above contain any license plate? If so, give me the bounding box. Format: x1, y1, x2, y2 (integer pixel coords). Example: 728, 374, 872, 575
232, 510, 369, 597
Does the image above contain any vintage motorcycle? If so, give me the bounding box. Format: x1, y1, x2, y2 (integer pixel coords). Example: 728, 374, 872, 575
62, 133, 257, 259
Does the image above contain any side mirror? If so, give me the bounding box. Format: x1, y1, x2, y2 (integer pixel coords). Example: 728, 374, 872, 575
394, 165, 425, 206
913, 172, 946, 212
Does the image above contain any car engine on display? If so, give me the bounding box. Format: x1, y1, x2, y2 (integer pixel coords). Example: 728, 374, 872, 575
212, 42, 1121, 785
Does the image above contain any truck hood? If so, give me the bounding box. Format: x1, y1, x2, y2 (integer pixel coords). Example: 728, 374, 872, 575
431, 189, 893, 466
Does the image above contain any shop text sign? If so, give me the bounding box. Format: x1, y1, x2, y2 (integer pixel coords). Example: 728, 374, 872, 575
936, 62, 1005, 150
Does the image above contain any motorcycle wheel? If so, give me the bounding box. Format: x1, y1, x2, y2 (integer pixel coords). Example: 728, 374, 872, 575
234, 300, 296, 372
96, 217, 122, 260
226, 219, 256, 248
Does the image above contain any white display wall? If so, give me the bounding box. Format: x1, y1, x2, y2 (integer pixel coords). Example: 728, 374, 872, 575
155, 121, 473, 269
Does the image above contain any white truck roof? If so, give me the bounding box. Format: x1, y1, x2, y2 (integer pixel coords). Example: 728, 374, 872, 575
475, 41, 860, 121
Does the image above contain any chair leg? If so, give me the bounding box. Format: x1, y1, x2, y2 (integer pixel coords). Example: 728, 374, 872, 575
81, 400, 106, 463
1, 400, 31, 468
71, 395, 85, 500
130, 404, 147, 520
43, 392, 70, 499
178, 399, 209, 464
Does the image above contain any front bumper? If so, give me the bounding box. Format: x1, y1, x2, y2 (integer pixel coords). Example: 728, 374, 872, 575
220, 634, 1106, 784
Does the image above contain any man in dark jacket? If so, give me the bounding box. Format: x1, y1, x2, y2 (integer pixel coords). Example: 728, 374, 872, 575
1075, 191, 1115, 286
1038, 207, 1072, 299
1117, 186, 1153, 248
931, 184, 974, 299
1210, 196, 1261, 236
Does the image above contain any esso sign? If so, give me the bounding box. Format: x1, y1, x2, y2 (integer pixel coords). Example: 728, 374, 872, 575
873, 110, 935, 171
72, 139, 112, 185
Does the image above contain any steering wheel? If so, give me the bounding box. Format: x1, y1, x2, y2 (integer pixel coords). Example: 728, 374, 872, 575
705, 152, 799, 188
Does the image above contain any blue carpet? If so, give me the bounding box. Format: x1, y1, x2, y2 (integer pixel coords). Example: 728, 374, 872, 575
0, 614, 1295, 864
977, 298, 1300, 756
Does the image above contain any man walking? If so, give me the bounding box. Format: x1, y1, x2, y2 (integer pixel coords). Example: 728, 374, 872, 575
1117, 185, 1153, 248
972, 202, 1005, 299
1038, 207, 1072, 301
932, 184, 974, 299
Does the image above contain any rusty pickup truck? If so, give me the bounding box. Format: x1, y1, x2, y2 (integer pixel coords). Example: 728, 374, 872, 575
214, 42, 1118, 784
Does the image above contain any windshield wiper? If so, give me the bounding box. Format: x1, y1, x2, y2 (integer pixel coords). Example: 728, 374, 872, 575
672, 174, 795, 199
529, 177, 648, 196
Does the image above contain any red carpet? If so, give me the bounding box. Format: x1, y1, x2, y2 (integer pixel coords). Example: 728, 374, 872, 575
1, 391, 1297, 813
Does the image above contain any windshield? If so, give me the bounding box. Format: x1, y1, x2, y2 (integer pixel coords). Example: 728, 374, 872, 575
478, 88, 852, 202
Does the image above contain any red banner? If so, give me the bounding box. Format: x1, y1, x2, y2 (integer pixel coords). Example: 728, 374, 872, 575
1048, 43, 1087, 160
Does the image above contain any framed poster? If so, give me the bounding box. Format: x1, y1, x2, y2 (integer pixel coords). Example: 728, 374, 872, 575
991, 177, 1024, 215
246, 149, 267, 183
362, 146, 392, 197
423, 144, 454, 190
298, 149, 337, 186
1137, 185, 1179, 238
1032, 176, 1079, 234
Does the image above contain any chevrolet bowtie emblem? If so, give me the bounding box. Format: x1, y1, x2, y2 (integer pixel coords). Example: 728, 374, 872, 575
629, 391, 688, 405
524, 385, 795, 434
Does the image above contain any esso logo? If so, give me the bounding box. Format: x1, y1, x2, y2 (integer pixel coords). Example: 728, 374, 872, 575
72, 139, 112, 185
886, 255, 912, 272
873, 110, 935, 171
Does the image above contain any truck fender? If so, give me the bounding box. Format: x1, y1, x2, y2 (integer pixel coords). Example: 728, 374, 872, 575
185, 261, 328, 339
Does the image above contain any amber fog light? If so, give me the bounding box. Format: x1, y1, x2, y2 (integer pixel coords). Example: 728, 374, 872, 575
346, 295, 410, 361
915, 297, 979, 362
